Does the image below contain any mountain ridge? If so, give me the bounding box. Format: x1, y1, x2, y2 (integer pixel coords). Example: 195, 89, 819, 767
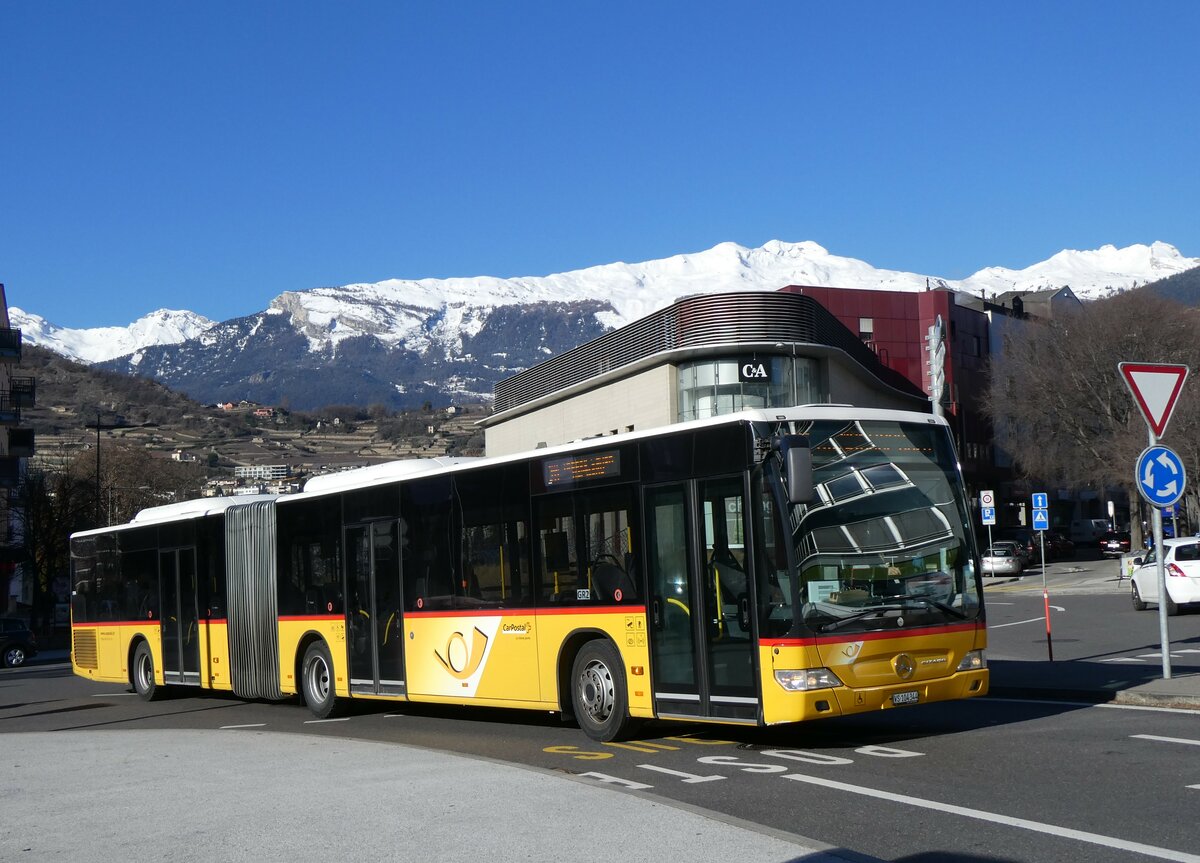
15, 239, 1200, 411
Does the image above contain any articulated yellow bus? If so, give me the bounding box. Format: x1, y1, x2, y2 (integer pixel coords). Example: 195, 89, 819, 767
69, 406, 987, 741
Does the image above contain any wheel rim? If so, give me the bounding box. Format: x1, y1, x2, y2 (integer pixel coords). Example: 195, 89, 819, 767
578, 658, 615, 724
307, 655, 330, 704
6, 648, 23, 666
136, 651, 152, 691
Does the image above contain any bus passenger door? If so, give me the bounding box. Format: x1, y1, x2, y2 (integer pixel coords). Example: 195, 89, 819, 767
160, 547, 201, 686
645, 479, 758, 724
345, 521, 405, 696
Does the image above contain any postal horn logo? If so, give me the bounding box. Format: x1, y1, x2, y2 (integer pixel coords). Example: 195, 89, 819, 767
893, 653, 916, 681
435, 626, 489, 680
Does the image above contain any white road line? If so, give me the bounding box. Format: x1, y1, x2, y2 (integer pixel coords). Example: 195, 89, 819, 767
781, 772, 1200, 863
304, 717, 350, 724
1132, 734, 1200, 747
220, 723, 266, 729
1099, 657, 1148, 663
989, 616, 1048, 629
637, 764, 724, 783
988, 697, 1200, 715
91, 692, 137, 696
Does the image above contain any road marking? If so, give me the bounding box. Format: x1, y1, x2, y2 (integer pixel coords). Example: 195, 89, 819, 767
221, 723, 266, 729
1132, 734, 1200, 747
989, 616, 1048, 629
304, 717, 350, 724
602, 740, 680, 753
637, 764, 724, 783
781, 771, 1200, 863
91, 692, 137, 697
578, 772, 652, 790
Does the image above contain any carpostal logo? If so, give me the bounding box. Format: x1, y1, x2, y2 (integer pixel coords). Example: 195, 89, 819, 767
502, 621, 533, 635
435, 627, 490, 680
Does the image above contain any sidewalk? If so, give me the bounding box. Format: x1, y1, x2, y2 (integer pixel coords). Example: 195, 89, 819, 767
987, 657, 1200, 710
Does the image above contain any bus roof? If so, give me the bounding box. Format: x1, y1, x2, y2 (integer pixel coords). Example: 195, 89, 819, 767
74, 404, 946, 532
70, 494, 278, 539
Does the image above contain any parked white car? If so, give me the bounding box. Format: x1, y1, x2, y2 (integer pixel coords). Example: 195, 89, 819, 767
982, 543, 1023, 576
1130, 538, 1200, 616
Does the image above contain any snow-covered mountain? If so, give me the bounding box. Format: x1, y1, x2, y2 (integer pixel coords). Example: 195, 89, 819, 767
17, 240, 1200, 410
10, 307, 214, 364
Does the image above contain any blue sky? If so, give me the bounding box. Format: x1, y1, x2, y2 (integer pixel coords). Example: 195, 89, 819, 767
3, 1, 1198, 328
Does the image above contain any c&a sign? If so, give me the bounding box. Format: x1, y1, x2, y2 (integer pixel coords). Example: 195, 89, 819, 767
738, 359, 772, 383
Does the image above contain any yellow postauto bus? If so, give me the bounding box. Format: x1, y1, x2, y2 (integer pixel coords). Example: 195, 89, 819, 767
69, 405, 988, 741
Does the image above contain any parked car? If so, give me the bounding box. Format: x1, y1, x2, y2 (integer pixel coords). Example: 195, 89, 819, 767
1131, 539, 1200, 615
982, 544, 1023, 576
0, 618, 38, 668
1044, 532, 1075, 560
1101, 531, 1131, 558
998, 529, 1037, 564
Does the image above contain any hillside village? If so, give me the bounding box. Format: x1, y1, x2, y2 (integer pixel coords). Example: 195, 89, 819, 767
25, 344, 488, 498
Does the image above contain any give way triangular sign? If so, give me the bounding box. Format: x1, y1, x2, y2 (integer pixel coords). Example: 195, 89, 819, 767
1119, 362, 1189, 437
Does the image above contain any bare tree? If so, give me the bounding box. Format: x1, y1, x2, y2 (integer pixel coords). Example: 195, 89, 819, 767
984, 291, 1200, 546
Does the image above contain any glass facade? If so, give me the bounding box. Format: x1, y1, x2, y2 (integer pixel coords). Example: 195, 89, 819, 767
677, 356, 821, 422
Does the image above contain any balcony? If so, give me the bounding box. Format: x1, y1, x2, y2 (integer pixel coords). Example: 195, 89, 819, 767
9, 376, 34, 408
0, 427, 33, 458
0, 379, 34, 423
0, 456, 20, 488
0, 328, 21, 362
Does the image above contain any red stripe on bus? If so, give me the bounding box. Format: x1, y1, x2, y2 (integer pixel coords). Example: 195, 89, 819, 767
762, 621, 983, 647
277, 615, 342, 622
405, 605, 645, 619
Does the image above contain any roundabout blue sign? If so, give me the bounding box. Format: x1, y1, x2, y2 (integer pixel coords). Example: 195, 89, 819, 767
1136, 445, 1186, 508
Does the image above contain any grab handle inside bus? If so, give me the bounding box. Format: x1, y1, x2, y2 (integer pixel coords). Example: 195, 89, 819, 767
778, 435, 814, 505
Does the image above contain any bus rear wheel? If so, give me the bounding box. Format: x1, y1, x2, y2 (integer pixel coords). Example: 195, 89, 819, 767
132, 641, 161, 701
571, 640, 637, 742
302, 641, 339, 719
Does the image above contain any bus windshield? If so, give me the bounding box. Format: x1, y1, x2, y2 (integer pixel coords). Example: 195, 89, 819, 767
778, 418, 982, 635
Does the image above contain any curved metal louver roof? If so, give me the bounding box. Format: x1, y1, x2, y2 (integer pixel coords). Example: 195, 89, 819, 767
493, 291, 922, 412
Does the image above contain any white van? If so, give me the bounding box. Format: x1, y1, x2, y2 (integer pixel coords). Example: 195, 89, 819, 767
1070, 518, 1110, 545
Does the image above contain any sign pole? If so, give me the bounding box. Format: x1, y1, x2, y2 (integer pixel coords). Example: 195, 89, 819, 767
1120, 361, 1188, 682
1150, 428, 1172, 680
1040, 531, 1052, 661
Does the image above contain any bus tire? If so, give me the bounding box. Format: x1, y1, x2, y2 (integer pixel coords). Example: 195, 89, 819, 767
571, 639, 637, 742
301, 641, 339, 719
132, 641, 161, 701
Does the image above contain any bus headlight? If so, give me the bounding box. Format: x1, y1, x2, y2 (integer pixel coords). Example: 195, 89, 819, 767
956, 650, 986, 671
775, 667, 843, 691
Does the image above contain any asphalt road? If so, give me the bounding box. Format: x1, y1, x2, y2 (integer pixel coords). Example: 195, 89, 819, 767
5, 614, 1199, 863
5, 550, 1198, 863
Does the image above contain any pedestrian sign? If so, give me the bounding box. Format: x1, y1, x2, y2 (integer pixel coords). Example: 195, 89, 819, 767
1032, 509, 1049, 531
1136, 444, 1186, 508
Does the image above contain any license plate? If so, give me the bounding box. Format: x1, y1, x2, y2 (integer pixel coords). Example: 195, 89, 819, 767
891, 690, 919, 706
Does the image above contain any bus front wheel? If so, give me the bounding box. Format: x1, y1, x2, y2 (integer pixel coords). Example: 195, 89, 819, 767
571, 640, 638, 742
132, 641, 161, 701
302, 641, 339, 719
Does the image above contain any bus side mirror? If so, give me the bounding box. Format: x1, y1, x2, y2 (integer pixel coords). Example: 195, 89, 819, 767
780, 435, 814, 505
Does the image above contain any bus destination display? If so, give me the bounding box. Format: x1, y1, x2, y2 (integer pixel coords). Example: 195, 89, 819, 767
543, 450, 621, 487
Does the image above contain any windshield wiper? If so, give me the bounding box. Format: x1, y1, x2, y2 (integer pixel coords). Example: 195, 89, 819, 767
817, 602, 905, 632
898, 594, 968, 619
